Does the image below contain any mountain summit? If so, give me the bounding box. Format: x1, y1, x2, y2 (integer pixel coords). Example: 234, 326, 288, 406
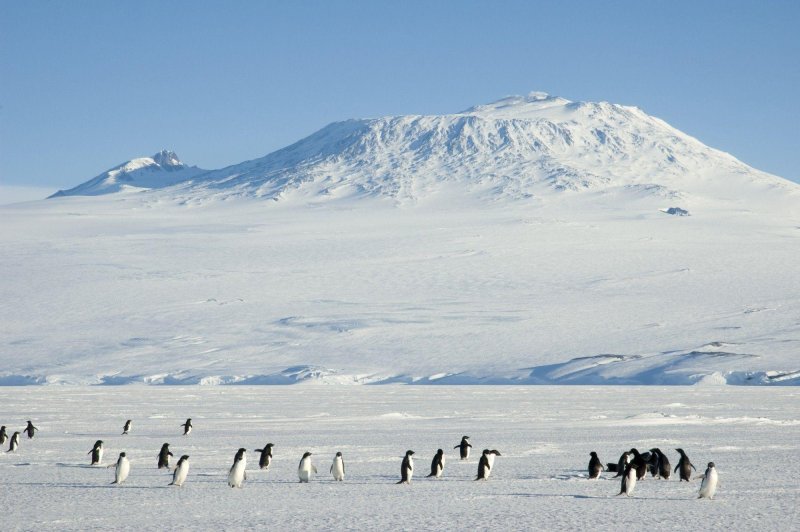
50, 150, 206, 197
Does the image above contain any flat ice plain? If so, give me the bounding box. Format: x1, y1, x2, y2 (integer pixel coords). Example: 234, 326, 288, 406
1, 386, 797, 530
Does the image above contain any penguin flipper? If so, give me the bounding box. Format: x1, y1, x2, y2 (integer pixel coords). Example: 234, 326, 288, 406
674, 464, 679, 473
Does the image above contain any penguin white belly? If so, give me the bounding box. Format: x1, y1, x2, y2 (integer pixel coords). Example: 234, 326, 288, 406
115, 459, 130, 484
624, 469, 637, 496
228, 459, 246, 488
96, 448, 104, 465
487, 454, 496, 470
299, 458, 316, 482
699, 469, 718, 499
405, 458, 414, 482
332, 458, 345, 481
173, 463, 189, 487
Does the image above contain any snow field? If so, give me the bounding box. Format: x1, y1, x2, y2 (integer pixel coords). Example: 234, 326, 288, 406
0, 386, 798, 530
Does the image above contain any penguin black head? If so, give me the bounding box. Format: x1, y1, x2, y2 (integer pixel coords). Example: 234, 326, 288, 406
119, 452, 127, 458
406, 450, 415, 456
234, 448, 246, 460
180, 454, 190, 461
162, 443, 170, 448
482, 449, 490, 455
302, 451, 313, 459
436, 448, 443, 454
335, 451, 342, 457
95, 440, 103, 447
490, 450, 502, 456
590, 451, 598, 457
266, 443, 274, 448
463, 436, 470, 440
707, 462, 715, 468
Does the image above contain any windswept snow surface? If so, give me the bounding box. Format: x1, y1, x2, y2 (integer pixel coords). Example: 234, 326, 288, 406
1, 93, 799, 385
0, 386, 798, 530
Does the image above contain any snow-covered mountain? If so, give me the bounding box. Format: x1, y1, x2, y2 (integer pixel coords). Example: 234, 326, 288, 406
3, 93, 799, 386
52, 92, 793, 205
50, 150, 206, 197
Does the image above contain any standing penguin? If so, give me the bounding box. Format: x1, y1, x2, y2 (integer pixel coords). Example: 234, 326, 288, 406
628, 449, 648, 480
611, 451, 631, 477
397, 450, 414, 484
180, 419, 192, 436
0, 426, 7, 445
654, 448, 671, 479
298, 452, 317, 483
170, 455, 190, 487
427, 449, 445, 478
122, 420, 132, 435
112, 452, 131, 485
157, 443, 173, 469
254, 443, 273, 470
89, 440, 104, 466
227, 448, 247, 488
24, 421, 38, 439
647, 449, 660, 477
7, 431, 20, 452
617, 463, 637, 497
476, 449, 502, 480
698, 462, 718, 499
675, 448, 696, 481
331, 452, 345, 481
454, 436, 472, 460
588, 451, 604, 479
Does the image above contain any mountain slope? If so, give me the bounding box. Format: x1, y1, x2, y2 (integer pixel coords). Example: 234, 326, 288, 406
166, 92, 793, 205
50, 150, 206, 197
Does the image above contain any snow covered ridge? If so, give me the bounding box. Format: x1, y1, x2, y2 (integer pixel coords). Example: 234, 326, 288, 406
50, 92, 798, 203
49, 150, 207, 197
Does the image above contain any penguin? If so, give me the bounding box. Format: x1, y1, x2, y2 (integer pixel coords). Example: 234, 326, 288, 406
454, 436, 472, 460
298, 451, 317, 483
24, 421, 38, 439
180, 419, 192, 436
254, 443, 273, 470
647, 448, 660, 477
617, 462, 637, 496
611, 451, 630, 477
7, 431, 20, 452
675, 448, 696, 481
122, 420, 132, 435
654, 448, 671, 479
427, 449, 445, 478
397, 450, 414, 484
157, 443, 173, 469
476, 449, 501, 480
89, 440, 104, 466
628, 448, 648, 481
698, 462, 718, 499
0, 426, 7, 445
227, 448, 247, 488
588, 451, 604, 479
170, 455, 190, 487
112, 452, 130, 485
331, 452, 345, 481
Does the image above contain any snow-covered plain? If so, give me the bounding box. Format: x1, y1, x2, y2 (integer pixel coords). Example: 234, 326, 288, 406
0, 386, 798, 530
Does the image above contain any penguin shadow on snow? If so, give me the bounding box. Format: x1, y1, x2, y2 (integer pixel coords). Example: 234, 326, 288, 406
56, 462, 103, 469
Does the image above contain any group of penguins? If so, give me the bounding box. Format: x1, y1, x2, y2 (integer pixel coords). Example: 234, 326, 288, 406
589, 447, 718, 499
3, 420, 717, 498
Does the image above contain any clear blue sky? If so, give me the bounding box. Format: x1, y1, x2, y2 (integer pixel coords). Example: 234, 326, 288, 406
1, 0, 798, 189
